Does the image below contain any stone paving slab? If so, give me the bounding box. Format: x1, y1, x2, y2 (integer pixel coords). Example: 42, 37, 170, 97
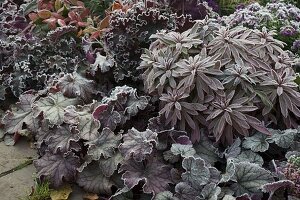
0, 139, 37, 199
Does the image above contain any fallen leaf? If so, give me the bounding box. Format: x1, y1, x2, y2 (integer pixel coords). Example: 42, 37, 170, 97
83, 193, 99, 200
50, 184, 72, 200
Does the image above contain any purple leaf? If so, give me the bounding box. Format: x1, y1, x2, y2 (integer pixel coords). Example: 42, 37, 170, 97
119, 155, 173, 195
119, 128, 158, 162
34, 151, 80, 188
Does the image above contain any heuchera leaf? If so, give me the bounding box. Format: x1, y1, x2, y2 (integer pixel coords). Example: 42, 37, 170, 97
64, 102, 101, 141
154, 191, 179, 200
33, 92, 79, 125
56, 72, 95, 102
262, 180, 294, 199
224, 138, 242, 159
193, 132, 220, 165
45, 125, 81, 154
119, 128, 158, 162
201, 183, 221, 200
119, 156, 173, 195
267, 128, 297, 148
2, 93, 37, 134
98, 151, 124, 177
230, 162, 274, 196
182, 157, 210, 188
34, 151, 80, 188
87, 127, 122, 159
233, 150, 264, 166
171, 144, 196, 158
77, 162, 114, 194
242, 133, 269, 152
175, 182, 200, 200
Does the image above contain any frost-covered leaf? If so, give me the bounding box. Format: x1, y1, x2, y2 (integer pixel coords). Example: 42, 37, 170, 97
98, 152, 124, 177
220, 159, 236, 183
182, 157, 210, 188
91, 52, 114, 73
175, 182, 200, 200
268, 129, 297, 148
230, 162, 274, 196
34, 151, 80, 188
222, 195, 236, 200
46, 125, 80, 154
242, 133, 269, 152
119, 156, 173, 195
163, 150, 180, 163
77, 162, 114, 194
224, 138, 242, 159
201, 183, 221, 200
119, 128, 157, 162
233, 150, 264, 166
57, 72, 95, 102
194, 132, 220, 164
262, 180, 294, 198
33, 93, 79, 125
2, 93, 37, 133
64, 102, 101, 141
154, 191, 179, 200
171, 144, 196, 158
87, 128, 122, 159
4, 135, 15, 146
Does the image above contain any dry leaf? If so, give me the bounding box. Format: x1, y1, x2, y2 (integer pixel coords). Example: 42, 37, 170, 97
83, 193, 99, 200
50, 184, 72, 200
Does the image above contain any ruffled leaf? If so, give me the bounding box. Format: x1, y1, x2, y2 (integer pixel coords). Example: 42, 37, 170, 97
33, 93, 79, 125
87, 127, 122, 159
119, 128, 157, 162
34, 151, 80, 188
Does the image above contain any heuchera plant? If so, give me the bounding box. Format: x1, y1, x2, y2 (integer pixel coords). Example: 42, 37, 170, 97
1, 0, 300, 199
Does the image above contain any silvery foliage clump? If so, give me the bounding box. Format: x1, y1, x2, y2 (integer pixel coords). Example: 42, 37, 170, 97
139, 17, 300, 144
222, 0, 300, 54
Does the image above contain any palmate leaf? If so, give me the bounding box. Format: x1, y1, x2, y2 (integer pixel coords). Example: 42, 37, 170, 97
262, 180, 295, 199
2, 93, 37, 134
33, 92, 79, 125
233, 150, 264, 166
182, 157, 210, 188
171, 144, 196, 158
154, 191, 179, 200
267, 128, 298, 148
242, 132, 269, 152
193, 131, 220, 165
64, 101, 101, 141
98, 152, 124, 177
119, 156, 173, 195
86, 127, 122, 159
45, 125, 81, 154
201, 183, 221, 200
175, 182, 200, 200
56, 72, 95, 102
77, 162, 114, 194
230, 162, 274, 196
119, 128, 158, 162
34, 151, 80, 188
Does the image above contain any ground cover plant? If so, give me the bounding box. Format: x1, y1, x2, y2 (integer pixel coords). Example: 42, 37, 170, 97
0, 0, 300, 199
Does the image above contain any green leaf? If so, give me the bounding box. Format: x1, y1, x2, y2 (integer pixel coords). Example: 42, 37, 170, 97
182, 157, 210, 188
267, 128, 297, 148
242, 133, 269, 152
201, 183, 221, 200
154, 191, 179, 200
171, 144, 196, 158
233, 150, 264, 166
230, 162, 274, 196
